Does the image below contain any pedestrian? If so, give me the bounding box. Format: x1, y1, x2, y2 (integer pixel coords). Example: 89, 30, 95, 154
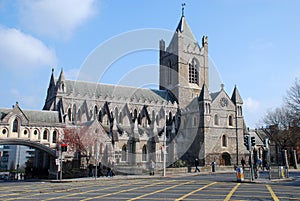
257, 158, 262, 170
195, 158, 200, 172
241, 158, 245, 170
149, 160, 155, 176
98, 162, 104, 177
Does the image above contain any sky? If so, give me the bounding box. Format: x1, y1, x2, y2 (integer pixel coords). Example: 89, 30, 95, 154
0, 0, 300, 128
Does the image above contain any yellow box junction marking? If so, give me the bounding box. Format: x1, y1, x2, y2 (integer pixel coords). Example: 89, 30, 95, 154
224, 183, 240, 201
174, 181, 218, 201
128, 180, 195, 201
266, 185, 279, 201
81, 180, 176, 201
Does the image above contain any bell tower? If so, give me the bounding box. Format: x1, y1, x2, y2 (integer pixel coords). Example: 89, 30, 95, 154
159, 7, 209, 108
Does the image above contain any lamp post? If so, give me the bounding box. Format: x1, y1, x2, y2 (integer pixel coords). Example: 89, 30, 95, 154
16, 145, 20, 180
163, 104, 167, 177
95, 141, 99, 180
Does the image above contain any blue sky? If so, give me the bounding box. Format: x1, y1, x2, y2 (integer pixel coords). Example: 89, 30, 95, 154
0, 0, 300, 128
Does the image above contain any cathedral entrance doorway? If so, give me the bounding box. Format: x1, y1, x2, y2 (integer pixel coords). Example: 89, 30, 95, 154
221, 152, 231, 166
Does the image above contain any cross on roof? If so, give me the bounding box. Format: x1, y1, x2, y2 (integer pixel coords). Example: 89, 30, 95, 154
182, 3, 186, 17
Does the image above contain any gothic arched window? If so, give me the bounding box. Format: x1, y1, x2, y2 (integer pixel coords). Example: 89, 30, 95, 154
188, 58, 199, 84
68, 108, 71, 121
228, 115, 233, 126
222, 135, 227, 147
94, 105, 98, 120
142, 145, 147, 161
119, 111, 123, 124
72, 105, 76, 124
12, 118, 19, 132
121, 145, 127, 161
43, 130, 48, 140
214, 114, 219, 125
52, 130, 57, 143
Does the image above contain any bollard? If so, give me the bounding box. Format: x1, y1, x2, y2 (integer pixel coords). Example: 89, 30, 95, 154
236, 167, 244, 182
211, 162, 216, 172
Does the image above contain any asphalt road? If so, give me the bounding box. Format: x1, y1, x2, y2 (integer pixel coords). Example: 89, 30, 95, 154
0, 172, 299, 200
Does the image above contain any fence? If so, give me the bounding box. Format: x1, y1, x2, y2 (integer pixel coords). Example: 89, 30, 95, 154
242, 166, 289, 180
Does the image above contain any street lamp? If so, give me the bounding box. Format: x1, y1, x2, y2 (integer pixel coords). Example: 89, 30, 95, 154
163, 104, 167, 177
95, 141, 99, 180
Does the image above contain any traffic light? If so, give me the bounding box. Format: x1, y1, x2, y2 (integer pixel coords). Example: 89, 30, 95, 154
244, 135, 250, 150
251, 137, 256, 146
61, 143, 68, 152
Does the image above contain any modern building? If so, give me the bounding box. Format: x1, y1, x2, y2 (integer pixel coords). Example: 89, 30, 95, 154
0, 144, 35, 171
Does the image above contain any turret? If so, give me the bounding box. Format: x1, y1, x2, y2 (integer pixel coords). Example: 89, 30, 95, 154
43, 68, 58, 110
57, 69, 66, 93
231, 85, 243, 117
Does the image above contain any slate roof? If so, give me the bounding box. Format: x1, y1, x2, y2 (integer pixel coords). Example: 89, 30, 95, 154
231, 86, 243, 104
24, 110, 60, 123
210, 91, 221, 101
0, 109, 10, 120
176, 16, 197, 42
0, 108, 60, 124
249, 130, 264, 145
199, 84, 211, 101
62, 80, 176, 103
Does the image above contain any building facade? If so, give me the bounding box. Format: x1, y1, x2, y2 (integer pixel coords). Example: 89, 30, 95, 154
42, 13, 248, 171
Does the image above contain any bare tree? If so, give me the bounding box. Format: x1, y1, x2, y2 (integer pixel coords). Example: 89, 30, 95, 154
263, 107, 294, 149
263, 106, 290, 130
285, 79, 300, 125
262, 79, 300, 150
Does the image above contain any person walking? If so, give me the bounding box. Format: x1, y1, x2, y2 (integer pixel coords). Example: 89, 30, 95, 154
149, 160, 155, 176
195, 158, 200, 172
241, 158, 246, 170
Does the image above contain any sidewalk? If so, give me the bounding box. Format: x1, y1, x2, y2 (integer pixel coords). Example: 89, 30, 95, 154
49, 170, 236, 183
48, 168, 300, 183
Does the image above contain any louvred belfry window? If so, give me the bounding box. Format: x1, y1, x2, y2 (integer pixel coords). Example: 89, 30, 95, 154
189, 58, 199, 84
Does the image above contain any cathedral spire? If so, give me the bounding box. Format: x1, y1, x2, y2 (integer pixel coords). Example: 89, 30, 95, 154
49, 68, 56, 88
175, 7, 196, 42
57, 68, 66, 93
58, 68, 65, 83
199, 84, 212, 102
231, 85, 243, 104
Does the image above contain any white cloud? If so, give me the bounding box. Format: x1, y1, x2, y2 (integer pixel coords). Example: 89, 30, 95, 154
18, 0, 97, 39
244, 97, 260, 112
243, 97, 263, 128
0, 26, 56, 69
65, 68, 80, 80
9, 88, 43, 109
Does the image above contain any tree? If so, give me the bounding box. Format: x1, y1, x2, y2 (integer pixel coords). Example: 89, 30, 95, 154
60, 125, 92, 158
59, 122, 112, 169
286, 79, 300, 125
262, 79, 300, 150
263, 106, 290, 130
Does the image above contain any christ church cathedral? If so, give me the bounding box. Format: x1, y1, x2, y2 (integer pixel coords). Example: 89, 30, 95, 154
43, 11, 248, 172
0, 11, 248, 175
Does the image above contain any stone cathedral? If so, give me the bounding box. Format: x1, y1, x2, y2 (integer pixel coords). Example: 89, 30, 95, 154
43, 13, 247, 172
